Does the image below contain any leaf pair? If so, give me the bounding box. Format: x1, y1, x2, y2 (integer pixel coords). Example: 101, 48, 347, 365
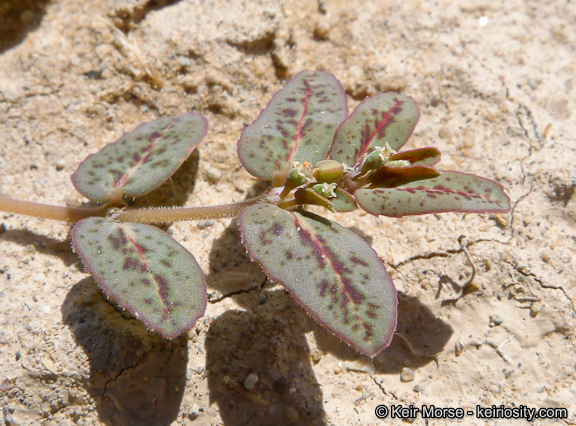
237, 72, 510, 219
236, 73, 420, 185
72, 113, 209, 338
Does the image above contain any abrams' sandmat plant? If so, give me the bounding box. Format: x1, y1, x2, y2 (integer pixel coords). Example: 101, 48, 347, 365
0, 71, 511, 356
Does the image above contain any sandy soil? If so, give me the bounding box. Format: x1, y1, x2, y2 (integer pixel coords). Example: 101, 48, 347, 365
0, 0, 575, 425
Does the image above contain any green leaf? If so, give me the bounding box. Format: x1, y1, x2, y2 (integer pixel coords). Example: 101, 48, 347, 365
238, 204, 397, 356
332, 188, 357, 212
356, 171, 511, 217
71, 217, 207, 338
72, 113, 208, 202
330, 92, 419, 167
237, 71, 347, 183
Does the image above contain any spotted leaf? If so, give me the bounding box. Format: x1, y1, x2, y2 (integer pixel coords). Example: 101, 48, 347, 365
332, 188, 357, 212
356, 171, 511, 217
72, 113, 208, 202
238, 71, 347, 184
330, 92, 419, 166
72, 217, 207, 338
238, 204, 397, 356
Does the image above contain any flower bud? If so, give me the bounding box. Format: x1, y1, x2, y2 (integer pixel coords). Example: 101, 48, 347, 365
314, 160, 344, 183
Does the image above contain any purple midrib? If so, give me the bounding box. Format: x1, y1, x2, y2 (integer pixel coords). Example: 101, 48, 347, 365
358, 98, 402, 161
284, 81, 312, 169
113, 120, 176, 188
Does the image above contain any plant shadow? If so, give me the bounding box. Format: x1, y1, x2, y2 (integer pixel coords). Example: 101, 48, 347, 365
206, 216, 453, 416
293, 289, 453, 371
127, 149, 200, 208
205, 219, 453, 425
205, 295, 327, 426
0, 228, 77, 266
0, 0, 50, 54
206, 223, 327, 426
372, 291, 453, 373
61, 278, 188, 426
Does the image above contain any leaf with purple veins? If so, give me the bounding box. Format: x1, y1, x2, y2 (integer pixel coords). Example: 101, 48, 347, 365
72, 113, 208, 202
238, 71, 347, 184
356, 171, 511, 217
72, 217, 207, 338
238, 203, 397, 357
330, 92, 419, 166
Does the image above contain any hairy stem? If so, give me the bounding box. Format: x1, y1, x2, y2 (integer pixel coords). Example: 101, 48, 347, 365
0, 195, 107, 222
114, 197, 262, 223
0, 194, 264, 224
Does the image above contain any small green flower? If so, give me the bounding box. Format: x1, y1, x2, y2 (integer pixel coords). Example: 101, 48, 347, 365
312, 182, 337, 198
287, 161, 310, 186
360, 143, 397, 173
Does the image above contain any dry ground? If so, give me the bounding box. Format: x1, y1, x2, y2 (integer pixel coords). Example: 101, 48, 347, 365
0, 0, 575, 425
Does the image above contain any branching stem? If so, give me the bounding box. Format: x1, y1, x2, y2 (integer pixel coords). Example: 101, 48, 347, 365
114, 198, 262, 224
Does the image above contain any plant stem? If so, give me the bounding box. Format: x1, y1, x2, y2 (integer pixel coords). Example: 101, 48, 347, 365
0, 195, 106, 222
114, 198, 261, 224
0, 194, 263, 224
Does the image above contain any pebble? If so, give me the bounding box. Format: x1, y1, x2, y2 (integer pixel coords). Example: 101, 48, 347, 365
547, 98, 570, 120
285, 406, 300, 423
0, 378, 12, 392
530, 301, 543, 316
314, 19, 331, 39
310, 349, 323, 362
419, 278, 430, 290
489, 314, 503, 327
438, 126, 452, 141
205, 167, 222, 183
400, 367, 415, 382
188, 403, 200, 419
33, 273, 45, 283
177, 55, 192, 67
539, 250, 553, 263
346, 358, 375, 374
197, 220, 215, 230
454, 341, 464, 357
243, 373, 258, 390
413, 384, 425, 393
431, 95, 441, 107
56, 159, 66, 171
